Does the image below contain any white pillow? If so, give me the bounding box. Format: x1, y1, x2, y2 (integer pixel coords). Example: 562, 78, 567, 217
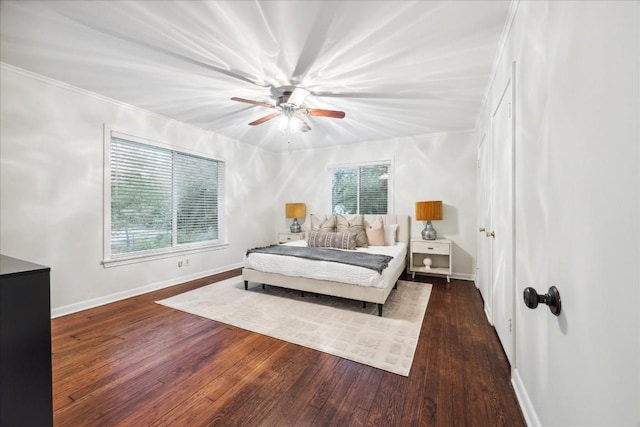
384, 224, 399, 246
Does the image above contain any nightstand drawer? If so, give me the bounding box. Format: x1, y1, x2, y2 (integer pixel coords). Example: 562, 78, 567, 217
411, 241, 449, 255
278, 232, 305, 243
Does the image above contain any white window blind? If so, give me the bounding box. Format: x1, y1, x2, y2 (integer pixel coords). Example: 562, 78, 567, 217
109, 136, 224, 260
330, 163, 390, 215
174, 152, 220, 245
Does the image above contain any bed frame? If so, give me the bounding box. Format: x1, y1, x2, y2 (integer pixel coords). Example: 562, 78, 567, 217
242, 215, 410, 316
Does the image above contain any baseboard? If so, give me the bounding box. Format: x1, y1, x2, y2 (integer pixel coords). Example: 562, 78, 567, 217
512, 368, 541, 427
51, 262, 243, 318
452, 272, 475, 281
484, 307, 493, 325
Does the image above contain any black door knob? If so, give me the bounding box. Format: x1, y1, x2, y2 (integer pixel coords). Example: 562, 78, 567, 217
523, 286, 561, 316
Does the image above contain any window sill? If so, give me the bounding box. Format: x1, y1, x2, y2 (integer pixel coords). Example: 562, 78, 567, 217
102, 242, 229, 268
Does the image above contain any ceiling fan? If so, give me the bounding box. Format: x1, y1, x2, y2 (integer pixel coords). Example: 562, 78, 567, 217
231, 86, 345, 133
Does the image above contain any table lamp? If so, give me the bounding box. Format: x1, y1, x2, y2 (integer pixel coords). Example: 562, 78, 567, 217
415, 200, 443, 240
285, 203, 306, 233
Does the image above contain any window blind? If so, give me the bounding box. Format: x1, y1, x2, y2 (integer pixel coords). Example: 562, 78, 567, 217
331, 163, 390, 215
174, 152, 220, 245
109, 136, 223, 259
358, 164, 389, 214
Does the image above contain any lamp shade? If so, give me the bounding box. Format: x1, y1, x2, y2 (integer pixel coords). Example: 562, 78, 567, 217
285, 203, 306, 219
415, 201, 443, 221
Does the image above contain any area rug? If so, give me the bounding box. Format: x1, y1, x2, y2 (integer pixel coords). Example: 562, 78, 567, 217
156, 276, 432, 376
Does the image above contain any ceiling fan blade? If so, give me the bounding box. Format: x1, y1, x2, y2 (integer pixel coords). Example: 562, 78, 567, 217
287, 88, 310, 107
306, 108, 346, 119
231, 97, 275, 109
248, 112, 280, 126
300, 118, 312, 133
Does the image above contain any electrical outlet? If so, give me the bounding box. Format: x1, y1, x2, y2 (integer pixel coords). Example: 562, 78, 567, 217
178, 261, 183, 268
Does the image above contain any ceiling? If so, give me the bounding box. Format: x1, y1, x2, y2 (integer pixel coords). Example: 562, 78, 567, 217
0, 1, 511, 152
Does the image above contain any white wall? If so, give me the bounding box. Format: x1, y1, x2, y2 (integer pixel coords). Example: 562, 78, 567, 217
0, 65, 279, 316
478, 1, 640, 425
275, 131, 478, 279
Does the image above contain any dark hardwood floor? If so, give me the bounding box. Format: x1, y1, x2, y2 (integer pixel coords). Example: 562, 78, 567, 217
51, 270, 526, 426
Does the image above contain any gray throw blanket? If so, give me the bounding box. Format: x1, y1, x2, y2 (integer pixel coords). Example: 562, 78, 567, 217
246, 245, 393, 274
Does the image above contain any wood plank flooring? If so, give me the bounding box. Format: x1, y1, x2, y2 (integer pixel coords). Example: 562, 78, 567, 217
51, 270, 526, 426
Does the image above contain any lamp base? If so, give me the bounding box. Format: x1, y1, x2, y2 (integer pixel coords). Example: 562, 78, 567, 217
290, 218, 301, 233
421, 221, 437, 240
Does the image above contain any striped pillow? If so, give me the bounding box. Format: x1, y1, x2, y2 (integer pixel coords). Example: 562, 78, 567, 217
336, 214, 368, 247
307, 231, 357, 250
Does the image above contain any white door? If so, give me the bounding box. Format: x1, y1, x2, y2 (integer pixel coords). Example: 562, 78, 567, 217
513, 2, 639, 425
477, 134, 492, 321
542, 4, 638, 421
490, 71, 514, 365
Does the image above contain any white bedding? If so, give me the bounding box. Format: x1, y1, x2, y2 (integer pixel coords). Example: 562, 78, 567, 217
243, 240, 407, 288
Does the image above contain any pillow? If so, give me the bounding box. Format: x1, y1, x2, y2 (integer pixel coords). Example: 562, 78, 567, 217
302, 214, 337, 239
366, 219, 386, 246
307, 231, 356, 250
384, 223, 399, 246
336, 214, 368, 247
310, 214, 336, 232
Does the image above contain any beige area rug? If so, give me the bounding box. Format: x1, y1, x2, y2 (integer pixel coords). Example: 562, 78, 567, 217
156, 276, 432, 376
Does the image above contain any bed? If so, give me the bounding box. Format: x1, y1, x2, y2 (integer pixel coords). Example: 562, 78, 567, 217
242, 214, 410, 316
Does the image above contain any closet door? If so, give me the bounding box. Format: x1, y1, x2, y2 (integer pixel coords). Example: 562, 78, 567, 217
489, 66, 515, 365
476, 134, 492, 321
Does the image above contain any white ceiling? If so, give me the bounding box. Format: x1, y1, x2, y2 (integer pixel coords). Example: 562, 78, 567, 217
0, 1, 511, 152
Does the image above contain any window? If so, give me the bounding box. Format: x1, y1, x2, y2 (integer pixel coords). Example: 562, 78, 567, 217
105, 131, 224, 263
330, 162, 391, 215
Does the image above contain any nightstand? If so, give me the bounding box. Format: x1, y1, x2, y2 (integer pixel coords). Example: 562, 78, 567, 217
277, 232, 305, 244
409, 238, 452, 282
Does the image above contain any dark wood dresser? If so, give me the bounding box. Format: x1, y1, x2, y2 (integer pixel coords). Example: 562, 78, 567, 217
0, 255, 53, 426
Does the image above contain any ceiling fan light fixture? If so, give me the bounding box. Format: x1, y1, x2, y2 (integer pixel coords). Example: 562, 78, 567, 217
279, 114, 302, 134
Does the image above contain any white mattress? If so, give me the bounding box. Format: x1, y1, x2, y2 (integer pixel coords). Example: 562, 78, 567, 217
243, 240, 407, 288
